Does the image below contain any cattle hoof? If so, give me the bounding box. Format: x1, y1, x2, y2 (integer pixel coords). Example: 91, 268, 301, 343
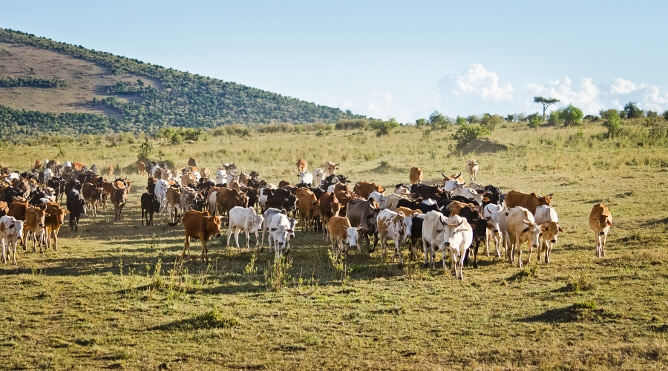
451, 272, 456, 276
423, 263, 429, 268
458, 276, 463, 280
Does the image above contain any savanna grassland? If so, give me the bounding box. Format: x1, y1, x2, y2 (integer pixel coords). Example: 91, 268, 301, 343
0, 120, 667, 370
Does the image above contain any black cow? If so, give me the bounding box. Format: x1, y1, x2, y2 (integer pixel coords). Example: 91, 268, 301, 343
266, 188, 296, 214
66, 188, 86, 232
397, 198, 441, 214
345, 198, 380, 252
407, 214, 425, 261
47, 176, 67, 203
141, 192, 160, 226
410, 183, 444, 200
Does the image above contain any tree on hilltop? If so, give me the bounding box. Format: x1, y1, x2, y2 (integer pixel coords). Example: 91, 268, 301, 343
534, 96, 560, 118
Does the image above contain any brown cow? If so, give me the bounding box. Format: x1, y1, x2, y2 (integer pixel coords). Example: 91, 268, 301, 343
327, 216, 359, 260
353, 181, 384, 199
137, 161, 147, 176
43, 202, 68, 252
589, 203, 612, 257
200, 167, 211, 180
296, 188, 318, 231
8, 201, 29, 221
23, 206, 48, 252
0, 201, 8, 217
82, 182, 103, 217
278, 180, 292, 189
72, 162, 86, 171
182, 210, 222, 262
296, 158, 308, 174
110, 185, 129, 222
333, 183, 353, 211
504, 190, 552, 215
188, 157, 197, 168
324, 161, 340, 177
107, 165, 114, 177
410, 167, 423, 185
34, 160, 42, 171
396, 206, 421, 217
165, 187, 182, 224
318, 192, 341, 241
215, 188, 248, 218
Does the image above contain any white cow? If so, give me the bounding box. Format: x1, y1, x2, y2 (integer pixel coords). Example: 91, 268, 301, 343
442, 215, 473, 279
153, 179, 170, 215
376, 209, 412, 265
227, 206, 264, 251
505, 207, 543, 267
368, 191, 387, 209
267, 213, 297, 259
207, 190, 218, 214
422, 210, 448, 268
314, 168, 325, 187
385, 194, 407, 211
534, 205, 563, 263
261, 208, 284, 248
451, 185, 488, 205
0, 215, 24, 265
482, 204, 504, 257
298, 171, 313, 186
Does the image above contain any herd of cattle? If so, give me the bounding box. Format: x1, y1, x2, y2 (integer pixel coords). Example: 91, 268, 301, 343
0, 158, 613, 279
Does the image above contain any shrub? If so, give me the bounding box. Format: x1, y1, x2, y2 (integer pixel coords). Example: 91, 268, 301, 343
480, 114, 502, 132
452, 124, 490, 149
466, 114, 480, 124
170, 132, 183, 145
558, 105, 584, 127
370, 119, 399, 136
663, 110, 668, 121
138, 139, 152, 160
602, 110, 621, 138
547, 110, 560, 125
600, 108, 618, 120
624, 102, 643, 119
456, 116, 467, 125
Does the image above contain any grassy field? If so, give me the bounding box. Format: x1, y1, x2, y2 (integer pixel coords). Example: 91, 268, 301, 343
1, 121, 667, 370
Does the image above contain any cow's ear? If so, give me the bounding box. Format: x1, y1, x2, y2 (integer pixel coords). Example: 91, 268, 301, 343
483, 197, 490, 202
558, 226, 564, 233
64, 211, 70, 214
541, 227, 547, 233
270, 228, 277, 231
287, 229, 294, 234
606, 220, 612, 226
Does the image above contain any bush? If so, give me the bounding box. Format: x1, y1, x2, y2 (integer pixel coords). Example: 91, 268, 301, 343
547, 111, 560, 125
336, 119, 368, 130
370, 119, 399, 136
452, 124, 490, 149
600, 108, 618, 120
663, 110, 668, 121
466, 114, 480, 124
170, 132, 183, 145
624, 102, 643, 119
456, 116, 467, 125
558, 105, 584, 127
138, 139, 152, 160
602, 110, 621, 138
480, 114, 502, 132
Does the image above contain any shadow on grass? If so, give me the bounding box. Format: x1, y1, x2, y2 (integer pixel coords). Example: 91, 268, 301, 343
518, 304, 618, 323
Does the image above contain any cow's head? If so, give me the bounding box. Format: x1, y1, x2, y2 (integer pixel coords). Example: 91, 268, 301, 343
521, 219, 543, 249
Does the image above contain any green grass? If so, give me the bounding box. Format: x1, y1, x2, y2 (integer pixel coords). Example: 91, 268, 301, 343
0, 121, 667, 369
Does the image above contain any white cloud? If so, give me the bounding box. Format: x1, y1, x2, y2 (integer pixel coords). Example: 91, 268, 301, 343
450, 63, 513, 101
527, 77, 668, 114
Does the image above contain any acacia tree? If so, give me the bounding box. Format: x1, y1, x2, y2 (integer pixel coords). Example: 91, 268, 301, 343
534, 96, 560, 118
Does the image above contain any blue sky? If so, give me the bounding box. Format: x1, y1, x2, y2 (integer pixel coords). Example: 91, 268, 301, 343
2, 1, 667, 123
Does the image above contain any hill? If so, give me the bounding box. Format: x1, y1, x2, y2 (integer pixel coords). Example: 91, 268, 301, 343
0, 28, 364, 138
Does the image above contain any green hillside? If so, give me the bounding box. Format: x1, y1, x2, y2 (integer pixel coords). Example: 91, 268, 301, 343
0, 28, 364, 138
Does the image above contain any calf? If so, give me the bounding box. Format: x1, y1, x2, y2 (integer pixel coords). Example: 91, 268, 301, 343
227, 206, 264, 250
0, 216, 24, 264
482, 203, 504, 258
505, 207, 543, 267
442, 215, 473, 279
534, 205, 563, 263
182, 210, 222, 262
589, 203, 612, 257
296, 158, 308, 174
23, 206, 48, 252
165, 187, 182, 224
327, 216, 359, 260
376, 209, 413, 265
141, 193, 160, 226
43, 202, 67, 251
267, 213, 297, 259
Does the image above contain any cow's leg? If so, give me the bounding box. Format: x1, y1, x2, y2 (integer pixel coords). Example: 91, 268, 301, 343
458, 249, 466, 279
226, 227, 233, 248
234, 228, 241, 250
1, 239, 6, 264
526, 240, 533, 266
183, 236, 190, 260
594, 232, 600, 257
202, 241, 208, 262
422, 239, 430, 268
545, 240, 551, 263
449, 249, 456, 274
395, 239, 403, 266
516, 236, 523, 268
485, 229, 491, 257
254, 231, 261, 251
